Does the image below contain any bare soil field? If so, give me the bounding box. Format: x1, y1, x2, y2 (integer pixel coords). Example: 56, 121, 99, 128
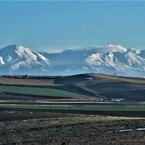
0, 108, 145, 118
1, 107, 145, 117
0, 112, 145, 145
0, 111, 76, 121
1, 74, 145, 145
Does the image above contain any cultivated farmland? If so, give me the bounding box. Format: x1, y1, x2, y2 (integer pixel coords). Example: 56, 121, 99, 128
1, 73, 145, 145
0, 85, 90, 98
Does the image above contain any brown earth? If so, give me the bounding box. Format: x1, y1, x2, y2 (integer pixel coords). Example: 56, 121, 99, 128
0, 112, 145, 145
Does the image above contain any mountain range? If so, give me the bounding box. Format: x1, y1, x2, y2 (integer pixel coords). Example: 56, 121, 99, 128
0, 44, 145, 77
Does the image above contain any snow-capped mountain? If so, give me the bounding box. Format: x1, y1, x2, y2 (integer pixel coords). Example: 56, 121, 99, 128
0, 45, 50, 75
40, 46, 107, 75
0, 44, 145, 77
86, 44, 145, 77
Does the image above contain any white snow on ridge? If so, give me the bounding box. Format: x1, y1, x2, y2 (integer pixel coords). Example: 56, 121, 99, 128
14, 45, 37, 60
0, 57, 5, 65
0, 44, 50, 74
36, 52, 50, 64
86, 53, 103, 66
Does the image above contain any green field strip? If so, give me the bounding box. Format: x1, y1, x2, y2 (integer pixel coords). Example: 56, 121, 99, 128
0, 85, 89, 98
1, 104, 145, 111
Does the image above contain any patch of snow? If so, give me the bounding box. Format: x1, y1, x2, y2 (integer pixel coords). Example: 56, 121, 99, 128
86, 53, 103, 66
0, 57, 5, 65
36, 52, 49, 64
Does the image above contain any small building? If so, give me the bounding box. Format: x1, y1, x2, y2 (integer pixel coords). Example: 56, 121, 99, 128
86, 77, 94, 80
111, 98, 125, 102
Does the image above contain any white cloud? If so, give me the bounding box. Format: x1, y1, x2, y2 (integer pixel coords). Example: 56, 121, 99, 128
107, 44, 127, 53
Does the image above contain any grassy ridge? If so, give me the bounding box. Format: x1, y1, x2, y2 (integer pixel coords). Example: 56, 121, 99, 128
1, 104, 145, 111
0, 85, 89, 98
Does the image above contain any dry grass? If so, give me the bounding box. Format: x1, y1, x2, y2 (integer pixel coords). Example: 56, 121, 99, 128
0, 77, 58, 86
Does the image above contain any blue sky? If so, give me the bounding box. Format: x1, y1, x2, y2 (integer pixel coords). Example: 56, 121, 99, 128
0, 1, 145, 52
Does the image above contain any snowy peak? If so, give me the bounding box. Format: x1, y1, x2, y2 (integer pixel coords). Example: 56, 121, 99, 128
1, 44, 36, 59
1, 44, 33, 53
0, 44, 49, 63
0, 45, 50, 75
85, 45, 145, 77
